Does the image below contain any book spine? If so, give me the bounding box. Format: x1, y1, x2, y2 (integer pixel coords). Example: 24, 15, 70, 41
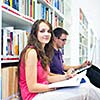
23, 31, 29, 48
9, 0, 13, 8
13, 67, 18, 94
18, 0, 22, 13
12, 0, 19, 11
13, 32, 19, 56
2, 29, 8, 56
10, 32, 13, 55
1, 67, 18, 99
37, 1, 42, 19
1, 29, 3, 55
27, 0, 30, 16
0, 77, 1, 99
2, 0, 5, 3
45, 7, 49, 21
34, 0, 37, 19
30, 0, 32, 17
41, 4, 45, 19
4, 0, 10, 6
32, 0, 35, 19
21, 0, 25, 15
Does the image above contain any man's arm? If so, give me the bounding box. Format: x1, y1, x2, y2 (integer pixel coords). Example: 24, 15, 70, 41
63, 64, 82, 71
63, 60, 91, 71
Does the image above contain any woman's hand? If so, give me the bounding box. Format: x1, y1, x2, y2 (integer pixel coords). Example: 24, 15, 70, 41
65, 68, 76, 79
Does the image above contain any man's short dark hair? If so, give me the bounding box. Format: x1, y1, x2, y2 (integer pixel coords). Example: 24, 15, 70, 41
53, 27, 69, 38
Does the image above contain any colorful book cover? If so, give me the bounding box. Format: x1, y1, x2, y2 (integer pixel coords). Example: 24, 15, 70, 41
32, 0, 35, 19
13, 31, 19, 56
45, 7, 49, 21
27, 0, 30, 16
37, 1, 42, 19
5, 0, 10, 6
9, 0, 13, 8
12, 0, 19, 11
2, 0, 5, 3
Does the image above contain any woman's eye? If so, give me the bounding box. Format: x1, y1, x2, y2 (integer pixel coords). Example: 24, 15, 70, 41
39, 29, 51, 33
48, 30, 52, 33
40, 29, 45, 33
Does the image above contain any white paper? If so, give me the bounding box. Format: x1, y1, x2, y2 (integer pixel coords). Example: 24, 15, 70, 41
48, 74, 82, 88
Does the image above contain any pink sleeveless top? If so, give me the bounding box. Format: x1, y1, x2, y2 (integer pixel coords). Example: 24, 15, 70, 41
19, 54, 49, 100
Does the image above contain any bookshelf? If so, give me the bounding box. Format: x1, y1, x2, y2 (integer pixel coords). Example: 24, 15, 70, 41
63, 0, 97, 66
36, 0, 64, 28
63, 0, 72, 65
79, 8, 88, 64
88, 28, 97, 63
64, 0, 94, 65
79, 8, 97, 64
0, 0, 64, 99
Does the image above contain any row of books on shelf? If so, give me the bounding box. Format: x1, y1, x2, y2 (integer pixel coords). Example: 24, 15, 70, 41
1, 27, 29, 60
2, 2, 63, 28
38, 0, 64, 19
1, 66, 19, 99
49, 0, 64, 14
37, 1, 63, 26
79, 8, 88, 29
79, 34, 88, 46
37, 1, 53, 23
37, 2, 64, 28
54, 16, 63, 28
2, 0, 64, 19
79, 23, 88, 37
2, 0, 36, 19
79, 45, 88, 56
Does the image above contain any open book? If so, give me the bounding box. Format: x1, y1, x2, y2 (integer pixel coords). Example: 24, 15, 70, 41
48, 74, 82, 88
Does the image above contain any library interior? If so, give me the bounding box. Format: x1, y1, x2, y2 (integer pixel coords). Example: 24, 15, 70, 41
0, 0, 100, 100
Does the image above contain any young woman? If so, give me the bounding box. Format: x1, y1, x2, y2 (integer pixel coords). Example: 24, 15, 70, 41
18, 19, 75, 100
18, 19, 100, 100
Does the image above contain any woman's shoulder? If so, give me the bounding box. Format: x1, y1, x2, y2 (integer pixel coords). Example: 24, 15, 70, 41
26, 48, 37, 55
25, 47, 37, 60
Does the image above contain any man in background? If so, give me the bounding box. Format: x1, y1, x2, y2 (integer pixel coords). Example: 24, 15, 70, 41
50, 27, 90, 75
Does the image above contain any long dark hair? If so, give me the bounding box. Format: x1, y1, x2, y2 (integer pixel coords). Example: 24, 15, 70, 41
19, 19, 54, 70
18, 19, 54, 97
